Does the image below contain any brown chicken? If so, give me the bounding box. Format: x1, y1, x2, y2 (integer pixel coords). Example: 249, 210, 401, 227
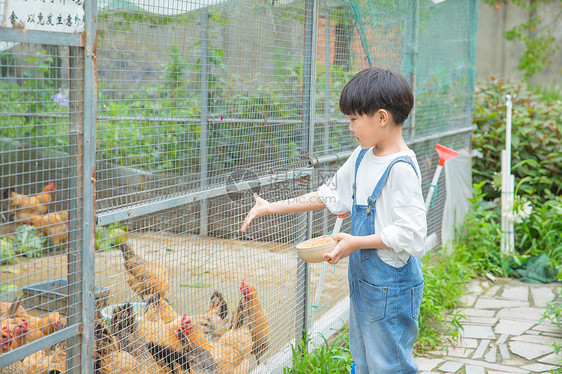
179, 297, 252, 374
137, 301, 187, 373
175, 324, 219, 374
11, 320, 29, 349
12, 311, 63, 347
240, 279, 270, 363
145, 291, 180, 326
0, 325, 14, 354
110, 303, 171, 374
95, 312, 171, 374
190, 291, 230, 341
4, 182, 55, 221
19, 341, 67, 374
25, 211, 68, 246
0, 295, 30, 324
119, 242, 169, 301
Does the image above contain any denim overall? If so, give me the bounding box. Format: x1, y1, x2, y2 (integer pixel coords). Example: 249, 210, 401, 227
348, 149, 424, 374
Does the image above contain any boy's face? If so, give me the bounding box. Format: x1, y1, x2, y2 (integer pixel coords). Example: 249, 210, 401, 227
348, 112, 383, 149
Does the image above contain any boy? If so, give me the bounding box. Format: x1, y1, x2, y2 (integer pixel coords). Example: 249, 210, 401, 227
240, 67, 426, 374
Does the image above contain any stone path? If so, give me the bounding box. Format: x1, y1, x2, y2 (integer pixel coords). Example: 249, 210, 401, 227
417, 278, 561, 374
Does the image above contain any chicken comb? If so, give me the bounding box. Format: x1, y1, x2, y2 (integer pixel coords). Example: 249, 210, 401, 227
240, 279, 252, 299
181, 314, 189, 326
49, 182, 55, 191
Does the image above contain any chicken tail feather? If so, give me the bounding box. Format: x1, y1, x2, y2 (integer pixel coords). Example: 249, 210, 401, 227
231, 298, 249, 331
2, 188, 14, 200
209, 291, 228, 321
7, 294, 23, 318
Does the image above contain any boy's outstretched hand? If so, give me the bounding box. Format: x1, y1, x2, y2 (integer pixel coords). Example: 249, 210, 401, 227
324, 232, 359, 264
240, 193, 271, 232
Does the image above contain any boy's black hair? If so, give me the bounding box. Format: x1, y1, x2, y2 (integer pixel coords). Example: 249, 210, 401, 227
339, 67, 414, 125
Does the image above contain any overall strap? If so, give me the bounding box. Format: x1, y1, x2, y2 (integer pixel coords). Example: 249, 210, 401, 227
367, 156, 419, 206
352, 148, 370, 204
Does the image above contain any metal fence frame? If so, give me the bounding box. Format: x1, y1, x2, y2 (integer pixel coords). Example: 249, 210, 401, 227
0, 0, 477, 372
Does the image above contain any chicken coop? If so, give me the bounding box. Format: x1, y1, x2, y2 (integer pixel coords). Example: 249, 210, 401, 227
0, 0, 478, 373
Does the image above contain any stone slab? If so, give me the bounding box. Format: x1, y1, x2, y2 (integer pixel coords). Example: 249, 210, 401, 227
499, 343, 510, 360
465, 365, 486, 374
462, 308, 496, 317
494, 319, 534, 335
438, 361, 464, 372
416, 357, 443, 371
451, 357, 530, 373
509, 341, 554, 360
530, 287, 555, 306
538, 352, 562, 365
497, 333, 509, 344
446, 347, 474, 357
532, 324, 562, 336
501, 285, 529, 301
463, 316, 498, 325
461, 293, 477, 307
461, 325, 495, 339
472, 339, 490, 359
486, 285, 501, 296
521, 363, 558, 372
496, 307, 546, 321
474, 297, 529, 309
457, 338, 479, 349
484, 345, 497, 363
467, 280, 484, 294
511, 334, 560, 346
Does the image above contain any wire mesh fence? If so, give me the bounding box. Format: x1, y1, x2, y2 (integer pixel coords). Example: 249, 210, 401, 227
1, 0, 477, 372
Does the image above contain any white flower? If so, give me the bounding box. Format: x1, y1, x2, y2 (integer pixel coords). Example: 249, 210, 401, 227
512, 196, 532, 224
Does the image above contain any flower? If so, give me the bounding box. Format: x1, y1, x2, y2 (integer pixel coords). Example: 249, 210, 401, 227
50, 91, 68, 107
512, 195, 533, 223
491, 171, 502, 192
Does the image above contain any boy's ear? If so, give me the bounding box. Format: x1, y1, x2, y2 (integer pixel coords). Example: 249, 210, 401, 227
377, 109, 390, 126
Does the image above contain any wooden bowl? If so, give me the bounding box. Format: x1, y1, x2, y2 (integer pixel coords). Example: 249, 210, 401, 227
295, 235, 336, 263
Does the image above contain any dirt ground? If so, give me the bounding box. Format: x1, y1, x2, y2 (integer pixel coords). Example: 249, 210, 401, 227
0, 229, 350, 368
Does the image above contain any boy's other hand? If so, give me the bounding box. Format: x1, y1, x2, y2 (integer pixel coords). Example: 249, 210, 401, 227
240, 193, 271, 232
324, 232, 359, 264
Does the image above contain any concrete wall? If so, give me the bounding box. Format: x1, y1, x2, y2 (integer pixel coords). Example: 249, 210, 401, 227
476, 0, 562, 87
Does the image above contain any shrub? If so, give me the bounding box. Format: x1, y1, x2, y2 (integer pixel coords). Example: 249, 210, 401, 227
472, 77, 562, 201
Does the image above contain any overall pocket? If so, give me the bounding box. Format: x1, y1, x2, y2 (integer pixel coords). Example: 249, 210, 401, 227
358, 279, 387, 322
411, 281, 424, 320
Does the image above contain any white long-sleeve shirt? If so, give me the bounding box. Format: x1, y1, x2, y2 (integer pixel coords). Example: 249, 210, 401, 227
317, 146, 427, 267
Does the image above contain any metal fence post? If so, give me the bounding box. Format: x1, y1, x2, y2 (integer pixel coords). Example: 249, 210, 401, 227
297, 0, 318, 346
81, 0, 97, 371
67, 45, 82, 373
467, 0, 478, 121
405, 0, 419, 142
322, 12, 331, 236
200, 8, 210, 237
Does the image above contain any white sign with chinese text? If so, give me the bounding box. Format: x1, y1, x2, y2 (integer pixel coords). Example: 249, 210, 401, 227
0, 0, 85, 33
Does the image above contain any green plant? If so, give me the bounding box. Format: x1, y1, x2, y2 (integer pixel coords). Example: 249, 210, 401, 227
417, 251, 469, 353
472, 77, 562, 202
517, 195, 562, 265
285, 327, 352, 374
483, 1, 560, 81
95, 223, 128, 251
539, 288, 562, 373
453, 182, 516, 276
0, 237, 16, 265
